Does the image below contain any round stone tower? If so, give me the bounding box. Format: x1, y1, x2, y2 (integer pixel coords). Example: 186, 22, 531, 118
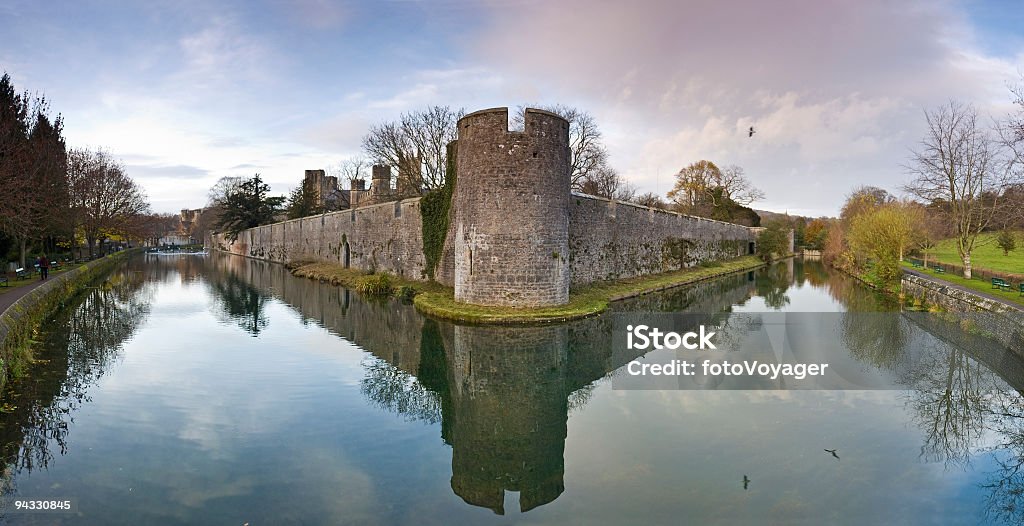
453, 107, 570, 306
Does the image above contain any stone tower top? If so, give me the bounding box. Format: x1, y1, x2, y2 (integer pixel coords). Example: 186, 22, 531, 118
457, 107, 569, 140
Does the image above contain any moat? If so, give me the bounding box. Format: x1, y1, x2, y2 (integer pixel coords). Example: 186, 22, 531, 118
2, 253, 1024, 525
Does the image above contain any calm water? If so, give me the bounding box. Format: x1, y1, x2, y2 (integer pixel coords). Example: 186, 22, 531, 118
1, 254, 1023, 524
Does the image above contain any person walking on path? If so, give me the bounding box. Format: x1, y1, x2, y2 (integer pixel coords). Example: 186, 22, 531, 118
37, 255, 50, 280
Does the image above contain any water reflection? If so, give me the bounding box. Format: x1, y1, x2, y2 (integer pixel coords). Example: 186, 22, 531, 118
755, 261, 792, 309
4, 255, 1024, 523
0, 262, 153, 496
206, 271, 272, 337
208, 254, 1024, 518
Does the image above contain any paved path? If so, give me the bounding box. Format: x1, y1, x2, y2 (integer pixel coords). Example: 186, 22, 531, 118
903, 268, 1023, 311
0, 276, 57, 315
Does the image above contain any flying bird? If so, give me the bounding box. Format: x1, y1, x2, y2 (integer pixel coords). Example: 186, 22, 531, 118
743, 475, 750, 490
748, 126, 755, 138
824, 448, 840, 460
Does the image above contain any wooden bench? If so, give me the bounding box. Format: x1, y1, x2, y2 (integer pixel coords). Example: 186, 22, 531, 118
993, 277, 1012, 291
932, 266, 945, 274
911, 260, 924, 268
14, 267, 29, 279
0, 274, 7, 287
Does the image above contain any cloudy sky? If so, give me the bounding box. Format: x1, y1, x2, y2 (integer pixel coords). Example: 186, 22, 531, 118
1, 0, 1022, 216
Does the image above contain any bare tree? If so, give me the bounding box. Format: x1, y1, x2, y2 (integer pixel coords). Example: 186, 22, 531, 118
362, 106, 462, 195
578, 165, 636, 200
207, 176, 245, 206
632, 192, 668, 209
1003, 77, 1024, 163
905, 101, 1015, 279
714, 165, 765, 206
513, 104, 608, 190
402, 106, 461, 190
68, 148, 150, 257
125, 213, 176, 246
329, 155, 368, 189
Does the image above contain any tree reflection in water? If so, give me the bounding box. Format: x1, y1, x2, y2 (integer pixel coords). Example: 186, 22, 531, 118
0, 263, 152, 499
843, 307, 1024, 524
754, 260, 792, 309
206, 270, 272, 336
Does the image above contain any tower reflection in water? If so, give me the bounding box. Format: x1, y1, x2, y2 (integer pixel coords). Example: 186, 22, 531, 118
442, 323, 568, 513
205, 253, 758, 515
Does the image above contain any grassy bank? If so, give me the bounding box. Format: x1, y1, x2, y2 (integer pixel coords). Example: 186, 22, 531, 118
0, 250, 136, 390
287, 262, 448, 298
288, 256, 766, 324
901, 261, 1024, 307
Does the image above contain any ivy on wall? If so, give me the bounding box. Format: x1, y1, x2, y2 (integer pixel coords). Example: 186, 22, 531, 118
420, 142, 457, 280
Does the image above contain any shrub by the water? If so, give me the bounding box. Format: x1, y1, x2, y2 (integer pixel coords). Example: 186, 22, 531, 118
397, 285, 416, 302
357, 273, 393, 296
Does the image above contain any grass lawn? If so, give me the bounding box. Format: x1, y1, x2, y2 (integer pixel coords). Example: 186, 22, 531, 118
901, 261, 1024, 307
925, 231, 1024, 276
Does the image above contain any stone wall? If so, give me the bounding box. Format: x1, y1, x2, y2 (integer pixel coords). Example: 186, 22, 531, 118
213, 197, 428, 280
568, 193, 755, 284
215, 191, 759, 293
902, 273, 1024, 353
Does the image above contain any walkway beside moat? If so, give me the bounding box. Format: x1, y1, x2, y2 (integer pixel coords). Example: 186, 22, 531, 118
903, 268, 1024, 312
0, 278, 51, 315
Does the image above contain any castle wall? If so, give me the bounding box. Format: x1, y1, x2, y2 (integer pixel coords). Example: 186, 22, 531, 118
213, 197, 428, 280
214, 191, 757, 291
567, 194, 755, 284
214, 108, 759, 303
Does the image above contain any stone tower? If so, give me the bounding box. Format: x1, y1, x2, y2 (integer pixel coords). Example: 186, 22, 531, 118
453, 108, 570, 306
370, 164, 391, 200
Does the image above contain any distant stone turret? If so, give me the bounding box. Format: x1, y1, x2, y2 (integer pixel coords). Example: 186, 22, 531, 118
370, 164, 392, 200
303, 169, 340, 210
453, 108, 571, 307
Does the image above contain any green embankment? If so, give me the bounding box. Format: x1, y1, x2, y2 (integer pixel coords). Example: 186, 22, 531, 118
289, 256, 766, 324
925, 231, 1024, 275
0, 250, 136, 390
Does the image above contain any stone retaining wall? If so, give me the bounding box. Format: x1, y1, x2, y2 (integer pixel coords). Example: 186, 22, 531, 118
901, 273, 1024, 353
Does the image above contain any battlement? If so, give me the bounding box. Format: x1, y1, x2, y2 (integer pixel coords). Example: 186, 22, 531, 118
458, 107, 569, 138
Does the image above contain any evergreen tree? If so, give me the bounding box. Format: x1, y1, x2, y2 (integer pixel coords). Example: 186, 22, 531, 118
216, 174, 284, 240
997, 229, 1017, 256
285, 177, 322, 219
